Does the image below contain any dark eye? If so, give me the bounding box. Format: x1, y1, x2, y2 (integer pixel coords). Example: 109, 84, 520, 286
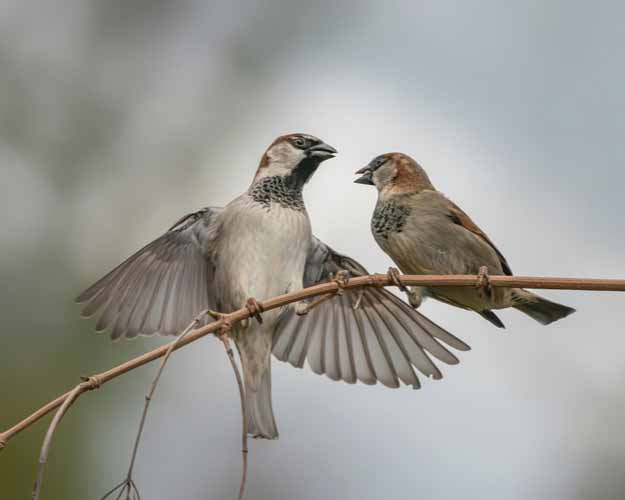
294, 137, 307, 148
376, 156, 386, 167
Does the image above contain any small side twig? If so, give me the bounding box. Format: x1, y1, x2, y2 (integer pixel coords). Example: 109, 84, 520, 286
101, 309, 209, 500
98, 478, 141, 500
32, 383, 85, 500
218, 329, 248, 500
297, 271, 350, 315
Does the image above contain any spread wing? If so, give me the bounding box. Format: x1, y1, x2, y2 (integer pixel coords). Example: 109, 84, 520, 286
447, 202, 512, 275
273, 238, 470, 388
76, 207, 222, 339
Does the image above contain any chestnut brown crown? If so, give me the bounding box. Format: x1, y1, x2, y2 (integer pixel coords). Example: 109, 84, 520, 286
355, 152, 434, 194
255, 133, 337, 180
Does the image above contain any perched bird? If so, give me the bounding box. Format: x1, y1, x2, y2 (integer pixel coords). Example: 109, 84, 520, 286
355, 152, 575, 328
77, 135, 469, 439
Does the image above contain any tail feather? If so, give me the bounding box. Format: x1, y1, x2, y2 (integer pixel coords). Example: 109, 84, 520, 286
236, 326, 279, 439
479, 310, 505, 329
513, 291, 576, 325
245, 362, 278, 439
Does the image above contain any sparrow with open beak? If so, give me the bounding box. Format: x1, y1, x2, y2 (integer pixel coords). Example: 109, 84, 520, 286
355, 152, 575, 328
77, 136, 469, 440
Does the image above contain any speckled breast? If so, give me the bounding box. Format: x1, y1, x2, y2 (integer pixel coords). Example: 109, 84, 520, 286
371, 201, 410, 241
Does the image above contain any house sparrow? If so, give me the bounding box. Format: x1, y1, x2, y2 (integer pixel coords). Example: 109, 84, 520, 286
355, 152, 575, 328
77, 136, 469, 440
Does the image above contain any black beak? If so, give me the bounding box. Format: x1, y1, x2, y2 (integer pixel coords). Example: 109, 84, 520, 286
306, 142, 338, 160
354, 166, 374, 185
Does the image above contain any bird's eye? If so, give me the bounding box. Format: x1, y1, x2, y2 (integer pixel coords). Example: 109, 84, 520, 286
294, 137, 307, 148
376, 156, 386, 166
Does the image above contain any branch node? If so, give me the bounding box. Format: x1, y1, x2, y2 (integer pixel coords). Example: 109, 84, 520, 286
219, 317, 233, 337
205, 309, 234, 337
204, 309, 218, 320
333, 270, 350, 292
80, 375, 103, 390
0, 434, 7, 450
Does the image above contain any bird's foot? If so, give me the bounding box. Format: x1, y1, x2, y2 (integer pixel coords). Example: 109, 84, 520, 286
245, 297, 265, 325
475, 266, 492, 299
407, 287, 424, 309
387, 267, 408, 292
334, 270, 350, 290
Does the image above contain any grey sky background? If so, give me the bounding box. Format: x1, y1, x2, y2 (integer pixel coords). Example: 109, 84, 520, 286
1, 1, 624, 499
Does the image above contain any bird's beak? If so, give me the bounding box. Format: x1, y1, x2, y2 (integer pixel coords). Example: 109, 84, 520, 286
306, 142, 338, 160
354, 166, 374, 185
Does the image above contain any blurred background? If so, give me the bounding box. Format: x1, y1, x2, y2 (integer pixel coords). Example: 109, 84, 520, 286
1, 1, 624, 499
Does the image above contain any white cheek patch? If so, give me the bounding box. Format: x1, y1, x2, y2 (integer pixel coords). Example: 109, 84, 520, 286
261, 142, 305, 177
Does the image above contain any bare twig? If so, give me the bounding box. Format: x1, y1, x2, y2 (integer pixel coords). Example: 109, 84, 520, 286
98, 478, 140, 500
297, 271, 349, 315
219, 332, 248, 500
2, 273, 625, 453
32, 383, 85, 500
296, 291, 337, 316
100, 310, 209, 500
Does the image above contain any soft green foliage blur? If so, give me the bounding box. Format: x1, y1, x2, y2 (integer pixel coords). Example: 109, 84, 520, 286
0, 2, 356, 497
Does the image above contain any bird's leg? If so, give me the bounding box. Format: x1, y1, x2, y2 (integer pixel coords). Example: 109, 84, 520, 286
476, 266, 493, 300
388, 267, 422, 308
387, 267, 409, 292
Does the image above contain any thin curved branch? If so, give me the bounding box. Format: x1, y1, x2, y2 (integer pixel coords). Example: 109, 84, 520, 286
32, 383, 85, 500
99, 310, 210, 500
2, 273, 625, 451
219, 333, 248, 500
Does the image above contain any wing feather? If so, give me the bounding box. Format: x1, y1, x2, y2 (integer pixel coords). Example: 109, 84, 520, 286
361, 293, 419, 387
77, 207, 221, 339
447, 202, 512, 275
274, 237, 470, 386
